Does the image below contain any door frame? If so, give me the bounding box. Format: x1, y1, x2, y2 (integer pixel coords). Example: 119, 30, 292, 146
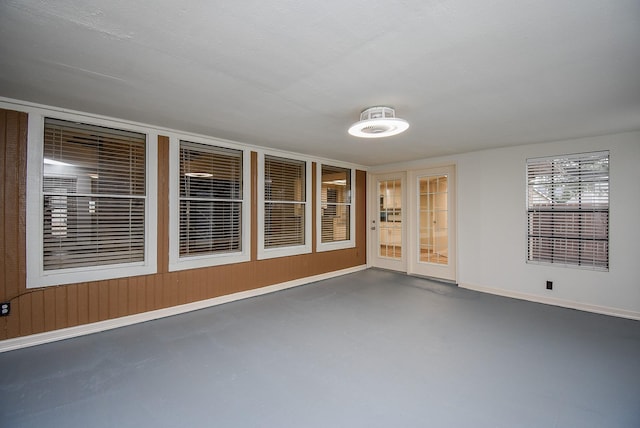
368, 171, 407, 272
407, 165, 457, 283
368, 165, 457, 283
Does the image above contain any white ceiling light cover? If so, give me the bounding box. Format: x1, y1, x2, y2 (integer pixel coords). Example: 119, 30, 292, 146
348, 106, 409, 138
185, 172, 214, 178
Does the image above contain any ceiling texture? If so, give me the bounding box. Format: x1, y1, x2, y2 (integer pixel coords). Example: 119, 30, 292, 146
1, 0, 639, 166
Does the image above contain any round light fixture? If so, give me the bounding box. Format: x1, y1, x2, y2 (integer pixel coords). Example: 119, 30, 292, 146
348, 106, 409, 138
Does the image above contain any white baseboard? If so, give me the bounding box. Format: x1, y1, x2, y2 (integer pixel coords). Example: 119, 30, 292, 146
459, 282, 640, 321
0, 265, 367, 353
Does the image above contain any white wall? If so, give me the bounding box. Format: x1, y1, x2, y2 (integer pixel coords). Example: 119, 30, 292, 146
375, 131, 640, 319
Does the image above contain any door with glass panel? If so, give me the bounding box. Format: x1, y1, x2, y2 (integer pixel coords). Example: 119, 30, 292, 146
370, 173, 406, 272
409, 166, 456, 281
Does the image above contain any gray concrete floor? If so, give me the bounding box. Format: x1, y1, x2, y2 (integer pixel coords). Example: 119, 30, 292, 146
1, 269, 639, 427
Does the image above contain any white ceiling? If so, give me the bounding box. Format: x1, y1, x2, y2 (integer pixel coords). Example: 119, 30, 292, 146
1, 0, 639, 166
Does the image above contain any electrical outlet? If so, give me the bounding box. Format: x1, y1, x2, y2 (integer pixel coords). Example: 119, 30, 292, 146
0, 302, 9, 316
546, 281, 553, 290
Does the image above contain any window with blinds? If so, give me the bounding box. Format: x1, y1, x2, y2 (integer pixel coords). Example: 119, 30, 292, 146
320, 165, 352, 244
42, 118, 147, 271
264, 155, 306, 248
179, 141, 243, 257
527, 151, 609, 270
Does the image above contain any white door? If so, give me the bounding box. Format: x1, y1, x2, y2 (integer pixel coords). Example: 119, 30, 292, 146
369, 173, 406, 272
408, 166, 456, 282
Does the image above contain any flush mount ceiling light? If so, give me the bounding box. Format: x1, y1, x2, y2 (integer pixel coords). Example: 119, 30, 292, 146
324, 179, 347, 186
348, 106, 409, 138
185, 172, 213, 178
43, 158, 73, 167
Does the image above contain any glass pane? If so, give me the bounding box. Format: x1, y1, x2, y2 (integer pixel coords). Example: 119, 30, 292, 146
378, 179, 402, 259
321, 205, 350, 243
419, 175, 448, 265
44, 118, 146, 196
264, 202, 305, 248
180, 141, 242, 200
321, 165, 351, 243
43, 196, 145, 270
321, 165, 351, 204
180, 200, 242, 256
265, 156, 305, 202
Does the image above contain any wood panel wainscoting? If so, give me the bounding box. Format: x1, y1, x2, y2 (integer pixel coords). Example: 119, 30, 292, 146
0, 108, 367, 342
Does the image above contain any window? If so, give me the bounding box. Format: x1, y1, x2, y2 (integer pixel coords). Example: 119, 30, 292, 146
169, 138, 251, 271
317, 164, 355, 251
527, 151, 609, 270
27, 116, 157, 288
180, 142, 242, 256
258, 154, 311, 259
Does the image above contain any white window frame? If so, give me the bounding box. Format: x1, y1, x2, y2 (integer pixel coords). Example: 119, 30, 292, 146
168, 135, 251, 271
257, 151, 312, 260
526, 150, 609, 271
26, 111, 158, 288
316, 163, 356, 252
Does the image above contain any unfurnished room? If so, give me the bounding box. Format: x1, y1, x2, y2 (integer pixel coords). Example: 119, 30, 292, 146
0, 1, 639, 427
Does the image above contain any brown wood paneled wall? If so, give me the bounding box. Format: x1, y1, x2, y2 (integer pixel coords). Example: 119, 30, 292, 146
0, 110, 28, 340
0, 108, 367, 341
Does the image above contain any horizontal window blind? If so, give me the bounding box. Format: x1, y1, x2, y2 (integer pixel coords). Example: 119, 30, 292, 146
321, 165, 352, 243
527, 151, 609, 270
44, 118, 146, 195
43, 118, 147, 270
264, 155, 306, 248
180, 141, 243, 257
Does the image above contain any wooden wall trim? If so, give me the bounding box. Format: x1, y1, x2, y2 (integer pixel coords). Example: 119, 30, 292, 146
0, 109, 28, 340
157, 136, 170, 273
251, 151, 258, 261
311, 162, 317, 252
